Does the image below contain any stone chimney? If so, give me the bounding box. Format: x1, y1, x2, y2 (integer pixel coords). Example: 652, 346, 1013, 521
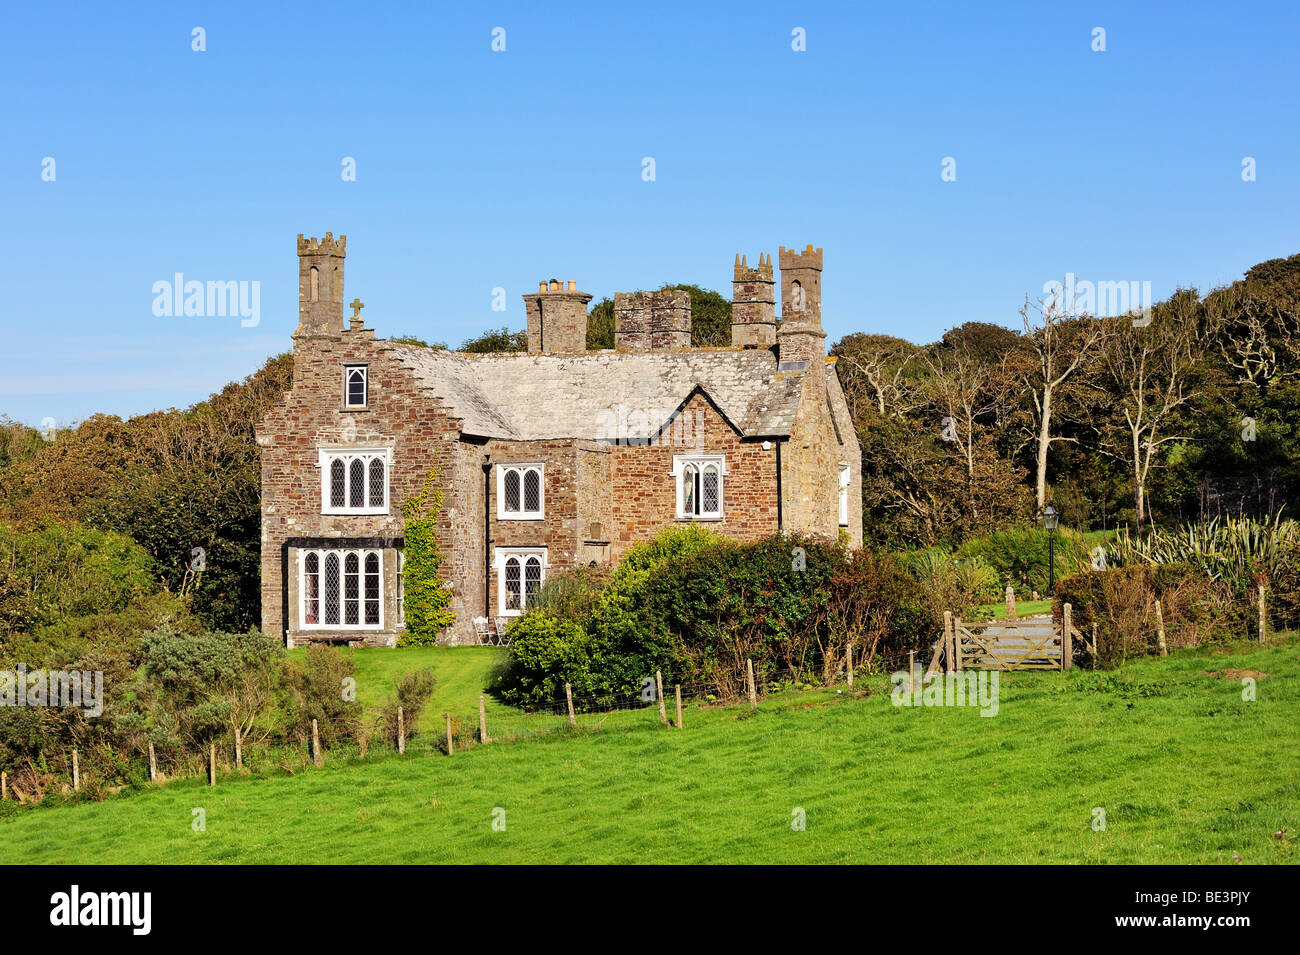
614, 289, 691, 350
523, 279, 593, 353
731, 253, 776, 348
777, 244, 825, 369
295, 232, 346, 338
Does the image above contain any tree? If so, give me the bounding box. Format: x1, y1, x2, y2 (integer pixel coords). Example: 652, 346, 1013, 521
459, 326, 527, 352
1019, 288, 1108, 513
831, 333, 923, 419
1099, 290, 1206, 532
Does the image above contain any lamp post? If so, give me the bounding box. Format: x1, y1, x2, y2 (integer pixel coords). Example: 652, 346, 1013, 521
1043, 502, 1060, 596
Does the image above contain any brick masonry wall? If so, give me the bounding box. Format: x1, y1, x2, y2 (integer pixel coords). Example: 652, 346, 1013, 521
608, 391, 779, 559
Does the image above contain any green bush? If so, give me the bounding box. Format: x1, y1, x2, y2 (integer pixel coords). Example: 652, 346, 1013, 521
956, 525, 1087, 597
0, 522, 158, 640
1272, 536, 1300, 629
494, 529, 940, 707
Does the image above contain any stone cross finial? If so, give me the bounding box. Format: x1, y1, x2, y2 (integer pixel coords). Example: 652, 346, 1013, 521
349, 298, 364, 321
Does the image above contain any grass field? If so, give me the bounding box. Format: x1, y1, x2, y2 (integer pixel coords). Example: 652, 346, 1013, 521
9, 638, 1299, 864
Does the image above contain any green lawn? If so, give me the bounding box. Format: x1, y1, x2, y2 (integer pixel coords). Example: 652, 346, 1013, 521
9, 638, 1299, 864
975, 599, 1053, 619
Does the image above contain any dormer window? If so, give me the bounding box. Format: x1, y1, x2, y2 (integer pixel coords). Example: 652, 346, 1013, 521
673, 454, 725, 520
319, 448, 390, 515
497, 464, 544, 520
344, 364, 368, 408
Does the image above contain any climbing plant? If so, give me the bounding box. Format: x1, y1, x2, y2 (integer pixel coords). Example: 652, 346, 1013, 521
400, 464, 455, 645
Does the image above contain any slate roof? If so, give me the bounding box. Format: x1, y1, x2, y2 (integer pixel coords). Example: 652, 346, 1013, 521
384, 344, 807, 441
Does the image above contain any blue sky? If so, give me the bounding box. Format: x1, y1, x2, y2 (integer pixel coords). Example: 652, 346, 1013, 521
2, 0, 1297, 427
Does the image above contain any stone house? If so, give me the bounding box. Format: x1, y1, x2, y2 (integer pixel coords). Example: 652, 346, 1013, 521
255, 233, 862, 646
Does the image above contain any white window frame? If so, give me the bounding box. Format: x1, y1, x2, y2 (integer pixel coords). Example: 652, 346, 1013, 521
298, 547, 385, 631
672, 454, 726, 520
319, 447, 392, 515
494, 547, 548, 616
344, 364, 368, 408
839, 463, 851, 527
397, 551, 406, 627
497, 463, 545, 520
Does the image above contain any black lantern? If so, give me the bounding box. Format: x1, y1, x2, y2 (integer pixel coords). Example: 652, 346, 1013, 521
1042, 503, 1059, 595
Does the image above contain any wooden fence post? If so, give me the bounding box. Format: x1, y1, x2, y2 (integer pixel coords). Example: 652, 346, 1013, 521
565, 683, 576, 726
908, 650, 916, 693
208, 742, 216, 786
445, 713, 454, 755
1, 770, 5, 800
675, 685, 683, 729
846, 643, 854, 688
397, 706, 406, 755
479, 694, 490, 743
746, 659, 756, 708
1062, 603, 1073, 671
656, 671, 667, 724
943, 611, 954, 673
1155, 599, 1167, 656
1259, 584, 1267, 642
148, 741, 157, 782
311, 718, 322, 766
71, 748, 79, 791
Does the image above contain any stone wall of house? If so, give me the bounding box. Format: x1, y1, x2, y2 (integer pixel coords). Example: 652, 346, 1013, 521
256, 326, 468, 646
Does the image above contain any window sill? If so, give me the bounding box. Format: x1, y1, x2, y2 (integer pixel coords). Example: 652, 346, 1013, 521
676, 515, 724, 522
322, 508, 390, 516
497, 513, 545, 521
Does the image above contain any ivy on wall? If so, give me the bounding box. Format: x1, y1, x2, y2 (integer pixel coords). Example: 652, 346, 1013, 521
400, 464, 455, 645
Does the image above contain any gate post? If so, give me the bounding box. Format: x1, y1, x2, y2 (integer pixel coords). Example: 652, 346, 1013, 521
1062, 603, 1073, 671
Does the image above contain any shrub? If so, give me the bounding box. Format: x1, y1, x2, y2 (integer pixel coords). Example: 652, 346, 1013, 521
375, 669, 436, 746
284, 644, 363, 747
895, 546, 999, 618
492, 612, 592, 709
956, 526, 1087, 597
1271, 536, 1300, 629
1055, 565, 1236, 669
494, 528, 941, 707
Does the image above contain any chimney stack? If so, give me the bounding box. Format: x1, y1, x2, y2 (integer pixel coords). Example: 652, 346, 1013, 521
731, 253, 776, 348
614, 290, 692, 350
523, 280, 593, 353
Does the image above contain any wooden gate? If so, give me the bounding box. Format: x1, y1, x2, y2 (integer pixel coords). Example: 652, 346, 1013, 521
926, 604, 1092, 673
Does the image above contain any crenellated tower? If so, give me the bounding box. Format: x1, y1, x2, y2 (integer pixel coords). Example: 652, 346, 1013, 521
295, 232, 346, 338
777, 244, 825, 368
